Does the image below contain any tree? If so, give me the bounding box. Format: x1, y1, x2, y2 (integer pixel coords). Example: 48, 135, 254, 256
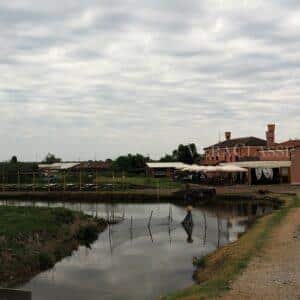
113, 154, 150, 172
10, 156, 18, 164
160, 144, 201, 164
43, 153, 62, 164
159, 154, 177, 162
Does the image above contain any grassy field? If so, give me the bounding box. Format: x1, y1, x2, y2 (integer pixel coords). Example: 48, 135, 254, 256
95, 176, 184, 189
0, 206, 106, 287
162, 195, 300, 300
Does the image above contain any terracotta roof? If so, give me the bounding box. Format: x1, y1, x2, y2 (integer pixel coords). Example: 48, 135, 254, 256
204, 136, 267, 150
275, 140, 300, 149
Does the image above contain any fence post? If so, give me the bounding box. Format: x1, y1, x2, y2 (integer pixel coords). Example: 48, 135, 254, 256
95, 170, 98, 192
2, 167, 4, 192
79, 168, 82, 191
63, 171, 66, 192
18, 170, 20, 192
32, 172, 35, 192
47, 171, 50, 192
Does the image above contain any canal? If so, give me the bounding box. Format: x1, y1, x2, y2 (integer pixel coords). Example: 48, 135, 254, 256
0, 199, 275, 300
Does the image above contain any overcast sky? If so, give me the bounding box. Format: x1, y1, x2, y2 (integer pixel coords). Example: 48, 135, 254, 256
1, 0, 300, 161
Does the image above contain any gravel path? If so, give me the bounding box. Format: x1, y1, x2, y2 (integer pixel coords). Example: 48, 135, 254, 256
223, 206, 300, 300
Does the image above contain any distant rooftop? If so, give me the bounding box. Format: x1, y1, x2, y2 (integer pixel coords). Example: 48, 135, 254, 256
204, 136, 267, 150
38, 162, 80, 170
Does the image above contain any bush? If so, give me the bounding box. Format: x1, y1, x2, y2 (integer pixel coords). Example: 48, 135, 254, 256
53, 209, 75, 224
193, 256, 206, 268
77, 224, 98, 243
39, 252, 54, 270
54, 245, 72, 260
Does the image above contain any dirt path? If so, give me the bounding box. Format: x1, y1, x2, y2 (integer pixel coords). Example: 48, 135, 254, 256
223, 206, 300, 300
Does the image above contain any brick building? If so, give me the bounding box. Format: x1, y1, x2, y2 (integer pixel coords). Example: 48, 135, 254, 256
204, 131, 268, 165
203, 124, 300, 185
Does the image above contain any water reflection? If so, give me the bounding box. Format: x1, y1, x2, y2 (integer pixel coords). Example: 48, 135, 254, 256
0, 199, 275, 300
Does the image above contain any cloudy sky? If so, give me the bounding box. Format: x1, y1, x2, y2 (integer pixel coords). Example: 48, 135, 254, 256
1, 0, 300, 161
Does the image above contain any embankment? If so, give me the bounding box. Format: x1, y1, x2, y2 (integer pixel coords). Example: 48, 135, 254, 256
0, 206, 107, 287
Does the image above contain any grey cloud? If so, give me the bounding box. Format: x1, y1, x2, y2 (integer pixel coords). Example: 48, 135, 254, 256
0, 0, 300, 160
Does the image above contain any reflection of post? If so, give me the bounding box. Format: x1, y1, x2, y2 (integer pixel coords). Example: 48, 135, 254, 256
108, 224, 113, 254
168, 225, 172, 245
130, 216, 133, 242
203, 211, 207, 245
148, 210, 153, 227
217, 210, 221, 248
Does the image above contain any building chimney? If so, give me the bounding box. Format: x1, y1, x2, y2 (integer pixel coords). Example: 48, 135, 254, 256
266, 124, 275, 147
225, 131, 231, 141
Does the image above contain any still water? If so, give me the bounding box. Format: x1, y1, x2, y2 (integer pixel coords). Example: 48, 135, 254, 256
0, 200, 274, 300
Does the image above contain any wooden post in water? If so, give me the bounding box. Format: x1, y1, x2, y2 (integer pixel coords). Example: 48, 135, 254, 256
203, 211, 207, 245
130, 216, 133, 241
148, 210, 153, 228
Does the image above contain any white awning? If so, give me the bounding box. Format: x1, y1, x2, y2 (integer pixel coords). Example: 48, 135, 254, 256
146, 162, 187, 169
220, 161, 291, 169
179, 165, 248, 173
38, 162, 80, 170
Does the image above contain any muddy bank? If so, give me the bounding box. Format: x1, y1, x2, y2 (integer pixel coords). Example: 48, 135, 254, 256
0, 207, 107, 287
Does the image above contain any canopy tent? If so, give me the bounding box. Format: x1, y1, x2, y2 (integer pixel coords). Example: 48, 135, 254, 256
178, 164, 248, 173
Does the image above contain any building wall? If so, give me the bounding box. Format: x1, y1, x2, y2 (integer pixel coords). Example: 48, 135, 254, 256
204, 146, 263, 164
258, 150, 290, 161
291, 149, 300, 184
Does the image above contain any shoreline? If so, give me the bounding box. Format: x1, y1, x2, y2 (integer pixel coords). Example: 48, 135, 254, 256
162, 191, 298, 300
0, 186, 282, 204
0, 207, 107, 288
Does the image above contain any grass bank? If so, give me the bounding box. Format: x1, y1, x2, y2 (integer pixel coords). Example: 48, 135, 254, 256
162, 194, 300, 300
0, 206, 107, 287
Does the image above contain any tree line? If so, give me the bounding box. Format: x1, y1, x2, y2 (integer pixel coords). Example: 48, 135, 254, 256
2, 144, 202, 174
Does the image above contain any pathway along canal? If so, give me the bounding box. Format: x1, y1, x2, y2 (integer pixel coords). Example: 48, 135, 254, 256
0, 199, 276, 300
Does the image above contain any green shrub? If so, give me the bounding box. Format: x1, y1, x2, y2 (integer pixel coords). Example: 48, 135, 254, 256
193, 256, 206, 268
53, 209, 75, 224
77, 224, 98, 243
39, 252, 54, 270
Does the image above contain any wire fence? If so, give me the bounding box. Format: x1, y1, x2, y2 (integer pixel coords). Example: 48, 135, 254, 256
0, 170, 183, 192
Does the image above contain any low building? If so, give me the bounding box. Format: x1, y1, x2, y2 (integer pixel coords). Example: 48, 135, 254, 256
73, 161, 111, 172
220, 160, 291, 185
38, 162, 80, 173
146, 162, 186, 177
